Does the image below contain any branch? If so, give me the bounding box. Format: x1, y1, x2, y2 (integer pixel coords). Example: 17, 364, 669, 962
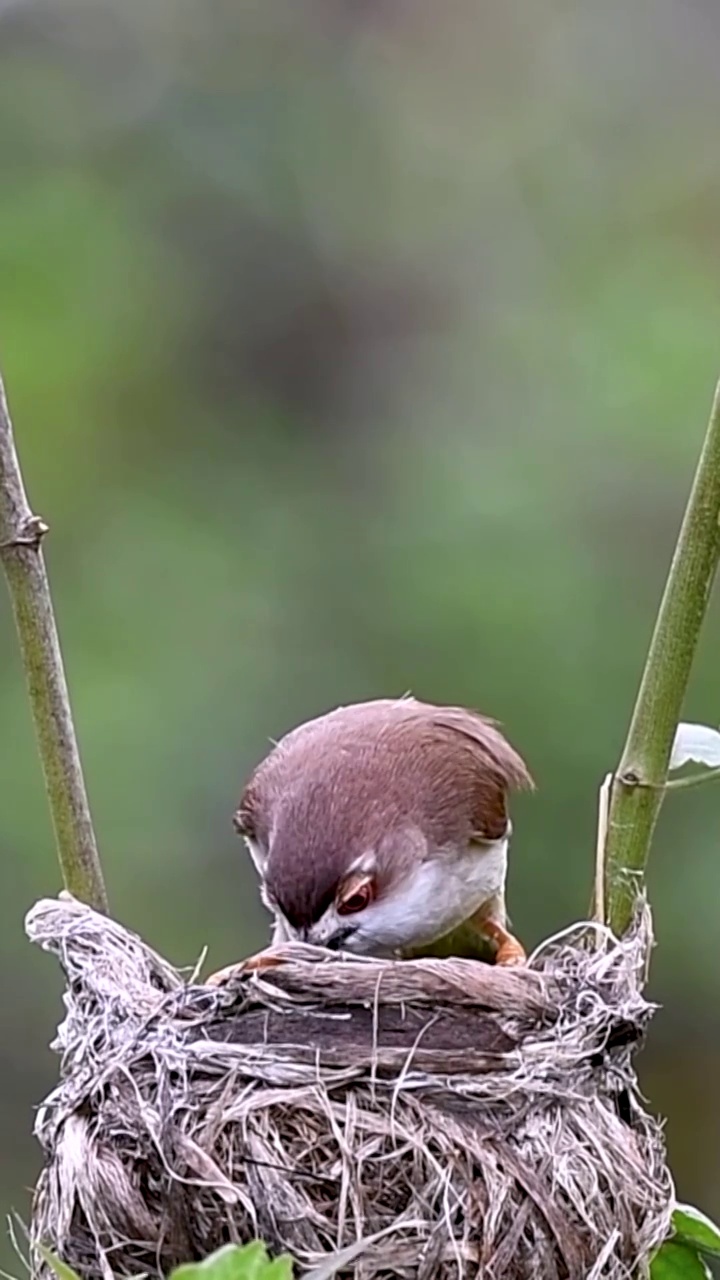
0, 369, 108, 912
600, 380, 720, 935
665, 765, 720, 791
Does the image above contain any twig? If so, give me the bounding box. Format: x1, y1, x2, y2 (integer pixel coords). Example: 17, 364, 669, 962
600, 380, 720, 935
664, 765, 720, 791
619, 765, 720, 793
0, 368, 108, 911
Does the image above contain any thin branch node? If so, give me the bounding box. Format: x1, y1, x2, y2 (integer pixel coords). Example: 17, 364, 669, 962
0, 514, 49, 550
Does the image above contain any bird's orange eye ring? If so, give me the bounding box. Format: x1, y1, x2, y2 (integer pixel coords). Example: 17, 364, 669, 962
336, 879, 374, 916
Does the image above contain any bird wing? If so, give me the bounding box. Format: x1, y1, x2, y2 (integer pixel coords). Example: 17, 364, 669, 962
417, 703, 534, 843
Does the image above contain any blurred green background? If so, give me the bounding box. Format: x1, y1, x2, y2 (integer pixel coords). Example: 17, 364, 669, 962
2, 0, 720, 1267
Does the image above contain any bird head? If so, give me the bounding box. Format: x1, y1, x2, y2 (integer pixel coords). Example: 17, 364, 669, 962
233, 697, 533, 956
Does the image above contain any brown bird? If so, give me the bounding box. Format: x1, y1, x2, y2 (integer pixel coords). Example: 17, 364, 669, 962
208, 697, 533, 982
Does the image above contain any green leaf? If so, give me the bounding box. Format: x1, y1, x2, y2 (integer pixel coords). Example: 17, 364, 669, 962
672, 1203, 720, 1258
35, 1246, 84, 1280
259, 1262, 295, 1280
650, 1241, 712, 1279
170, 1243, 293, 1280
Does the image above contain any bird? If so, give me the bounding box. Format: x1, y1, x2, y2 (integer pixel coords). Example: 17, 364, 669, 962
206, 697, 533, 983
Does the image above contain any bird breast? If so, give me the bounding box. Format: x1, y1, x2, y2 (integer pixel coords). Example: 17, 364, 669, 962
351, 836, 509, 954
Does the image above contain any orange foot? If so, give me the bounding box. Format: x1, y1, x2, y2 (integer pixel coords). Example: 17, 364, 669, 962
478, 919, 527, 967
205, 948, 286, 987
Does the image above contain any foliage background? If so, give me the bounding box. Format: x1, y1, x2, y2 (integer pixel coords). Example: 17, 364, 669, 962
2, 0, 720, 1268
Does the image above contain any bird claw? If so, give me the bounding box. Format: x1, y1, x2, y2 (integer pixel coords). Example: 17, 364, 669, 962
494, 938, 527, 967
204, 948, 287, 987
472, 915, 527, 967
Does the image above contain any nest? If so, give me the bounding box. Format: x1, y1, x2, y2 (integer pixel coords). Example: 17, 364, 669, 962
26, 893, 673, 1280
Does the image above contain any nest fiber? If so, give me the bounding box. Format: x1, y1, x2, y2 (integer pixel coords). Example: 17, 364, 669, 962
27, 894, 672, 1280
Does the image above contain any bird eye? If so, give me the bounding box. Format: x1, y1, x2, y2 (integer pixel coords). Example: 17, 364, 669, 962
337, 881, 374, 915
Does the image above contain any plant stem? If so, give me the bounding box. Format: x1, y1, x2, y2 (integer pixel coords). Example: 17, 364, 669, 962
601, 380, 720, 936
664, 765, 720, 791
0, 370, 108, 912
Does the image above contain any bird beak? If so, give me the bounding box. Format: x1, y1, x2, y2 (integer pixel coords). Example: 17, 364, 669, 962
324, 925, 358, 951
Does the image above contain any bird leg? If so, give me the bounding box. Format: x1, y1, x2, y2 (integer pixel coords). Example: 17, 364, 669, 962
480, 919, 527, 966
468, 897, 527, 967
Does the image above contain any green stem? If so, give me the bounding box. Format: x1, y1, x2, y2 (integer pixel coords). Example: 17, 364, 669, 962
601, 381, 720, 936
0, 370, 108, 912
665, 765, 720, 791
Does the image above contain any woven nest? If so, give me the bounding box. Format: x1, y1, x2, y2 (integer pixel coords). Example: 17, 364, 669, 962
26, 893, 673, 1280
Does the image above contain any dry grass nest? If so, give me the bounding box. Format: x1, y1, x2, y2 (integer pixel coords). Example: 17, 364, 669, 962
26, 893, 673, 1280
